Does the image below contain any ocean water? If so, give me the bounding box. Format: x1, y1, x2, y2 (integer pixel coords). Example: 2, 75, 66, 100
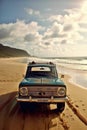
53, 57, 87, 89
20, 57, 87, 89
54, 57, 87, 71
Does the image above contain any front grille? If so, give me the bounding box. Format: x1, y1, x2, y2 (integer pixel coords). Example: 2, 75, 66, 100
27, 86, 58, 97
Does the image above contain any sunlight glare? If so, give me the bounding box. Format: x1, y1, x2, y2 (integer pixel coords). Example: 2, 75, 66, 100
81, 1, 87, 14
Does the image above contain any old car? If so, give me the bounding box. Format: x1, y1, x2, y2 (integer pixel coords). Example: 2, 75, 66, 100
16, 61, 67, 112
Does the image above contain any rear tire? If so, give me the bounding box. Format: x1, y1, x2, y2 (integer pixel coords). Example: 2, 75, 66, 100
57, 102, 65, 113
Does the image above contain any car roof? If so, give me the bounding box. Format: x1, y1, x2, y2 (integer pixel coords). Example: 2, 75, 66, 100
28, 61, 56, 67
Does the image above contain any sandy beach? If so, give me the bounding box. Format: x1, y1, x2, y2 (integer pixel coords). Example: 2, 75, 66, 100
0, 58, 87, 130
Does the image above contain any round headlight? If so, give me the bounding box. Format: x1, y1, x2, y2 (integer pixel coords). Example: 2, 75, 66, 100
57, 87, 66, 96
19, 87, 28, 96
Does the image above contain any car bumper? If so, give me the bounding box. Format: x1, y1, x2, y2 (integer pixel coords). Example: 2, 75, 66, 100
16, 96, 68, 103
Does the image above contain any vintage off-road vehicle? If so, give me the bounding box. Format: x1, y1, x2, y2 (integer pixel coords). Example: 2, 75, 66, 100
17, 61, 67, 112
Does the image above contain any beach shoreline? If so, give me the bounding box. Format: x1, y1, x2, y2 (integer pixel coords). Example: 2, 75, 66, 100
56, 64, 87, 89
69, 76, 87, 90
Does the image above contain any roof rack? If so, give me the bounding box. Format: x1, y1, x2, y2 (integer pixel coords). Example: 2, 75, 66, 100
49, 62, 54, 64
31, 61, 36, 64
28, 61, 54, 65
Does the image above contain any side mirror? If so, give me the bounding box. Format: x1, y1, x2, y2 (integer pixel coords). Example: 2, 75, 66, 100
61, 74, 64, 78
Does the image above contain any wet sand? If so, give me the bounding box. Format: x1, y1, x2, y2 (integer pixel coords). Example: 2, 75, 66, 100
0, 58, 87, 130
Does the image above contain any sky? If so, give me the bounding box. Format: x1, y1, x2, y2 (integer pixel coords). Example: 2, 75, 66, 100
0, 0, 87, 57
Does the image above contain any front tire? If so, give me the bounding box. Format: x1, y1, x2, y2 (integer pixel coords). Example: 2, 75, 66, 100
19, 102, 28, 112
57, 102, 65, 113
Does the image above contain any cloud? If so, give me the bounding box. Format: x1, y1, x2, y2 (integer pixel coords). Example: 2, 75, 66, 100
0, 20, 44, 51
63, 24, 73, 32
43, 42, 51, 46
48, 15, 64, 23
48, 2, 87, 25
44, 3, 87, 47
0, 23, 14, 39
25, 8, 40, 16
61, 39, 67, 44
0, 1, 87, 57
0, 28, 10, 39
43, 22, 64, 40
0, 20, 44, 38
42, 21, 73, 45
24, 34, 37, 42
26, 8, 33, 15
24, 32, 42, 44
45, 8, 52, 11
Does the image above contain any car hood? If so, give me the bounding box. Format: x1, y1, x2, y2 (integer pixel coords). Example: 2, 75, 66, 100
20, 77, 65, 86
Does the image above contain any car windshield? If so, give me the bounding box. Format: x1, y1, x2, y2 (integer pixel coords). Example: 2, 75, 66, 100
25, 66, 57, 78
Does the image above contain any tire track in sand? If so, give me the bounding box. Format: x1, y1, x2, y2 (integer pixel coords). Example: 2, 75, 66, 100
2, 101, 25, 130
58, 114, 70, 130
0, 92, 70, 130
66, 96, 87, 125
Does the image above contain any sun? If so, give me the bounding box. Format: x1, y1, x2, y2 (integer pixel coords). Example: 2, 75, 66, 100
81, 1, 87, 14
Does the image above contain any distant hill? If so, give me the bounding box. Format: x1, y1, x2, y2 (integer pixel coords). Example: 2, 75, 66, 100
0, 44, 30, 57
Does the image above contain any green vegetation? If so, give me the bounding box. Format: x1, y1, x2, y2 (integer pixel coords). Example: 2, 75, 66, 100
0, 44, 30, 57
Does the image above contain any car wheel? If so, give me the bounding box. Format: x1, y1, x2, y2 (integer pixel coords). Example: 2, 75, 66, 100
57, 102, 65, 113
19, 102, 28, 112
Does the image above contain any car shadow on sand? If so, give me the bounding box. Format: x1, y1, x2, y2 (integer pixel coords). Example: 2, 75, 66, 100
0, 92, 60, 130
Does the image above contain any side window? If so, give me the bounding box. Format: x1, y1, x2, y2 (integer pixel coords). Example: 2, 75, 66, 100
25, 66, 31, 78
51, 67, 58, 78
